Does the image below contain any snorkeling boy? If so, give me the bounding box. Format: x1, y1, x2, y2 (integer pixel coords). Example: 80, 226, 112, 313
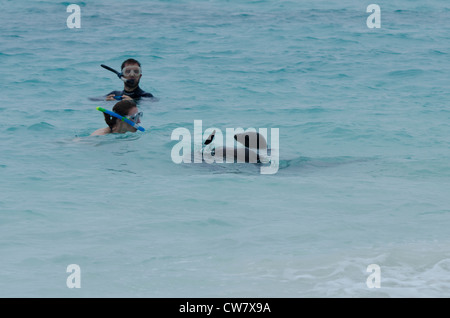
91, 100, 143, 136
105, 58, 154, 101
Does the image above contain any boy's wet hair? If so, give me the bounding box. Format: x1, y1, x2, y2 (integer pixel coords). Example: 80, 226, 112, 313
104, 100, 137, 131
121, 58, 141, 70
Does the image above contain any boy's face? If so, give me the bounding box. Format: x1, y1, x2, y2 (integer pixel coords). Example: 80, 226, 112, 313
122, 63, 142, 87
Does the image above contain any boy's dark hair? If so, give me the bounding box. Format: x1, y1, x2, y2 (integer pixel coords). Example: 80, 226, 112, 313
121, 58, 141, 70
104, 100, 137, 131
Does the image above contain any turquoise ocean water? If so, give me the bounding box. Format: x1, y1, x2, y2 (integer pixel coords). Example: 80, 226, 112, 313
1, 0, 449, 297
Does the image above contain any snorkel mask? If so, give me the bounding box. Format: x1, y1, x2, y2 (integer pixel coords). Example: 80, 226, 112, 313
122, 66, 142, 77
100, 64, 140, 86
126, 111, 143, 124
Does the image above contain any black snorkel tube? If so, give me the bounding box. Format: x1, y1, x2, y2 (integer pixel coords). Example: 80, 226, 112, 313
100, 64, 136, 86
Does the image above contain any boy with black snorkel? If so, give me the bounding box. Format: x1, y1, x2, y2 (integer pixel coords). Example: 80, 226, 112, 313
103, 58, 155, 101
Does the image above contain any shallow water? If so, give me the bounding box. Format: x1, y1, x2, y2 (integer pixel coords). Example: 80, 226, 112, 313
1, 0, 450, 297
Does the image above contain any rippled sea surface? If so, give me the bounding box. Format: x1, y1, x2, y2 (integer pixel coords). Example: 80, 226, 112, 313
1, 0, 450, 297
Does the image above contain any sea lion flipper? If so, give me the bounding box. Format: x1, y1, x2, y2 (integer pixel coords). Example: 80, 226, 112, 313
204, 130, 216, 145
